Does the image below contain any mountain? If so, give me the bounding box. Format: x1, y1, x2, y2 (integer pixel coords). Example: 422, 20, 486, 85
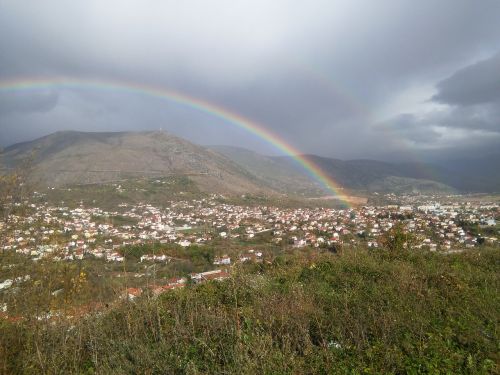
209, 146, 326, 195
432, 153, 500, 192
0, 131, 266, 194
298, 155, 456, 194
212, 147, 461, 194
2, 131, 497, 196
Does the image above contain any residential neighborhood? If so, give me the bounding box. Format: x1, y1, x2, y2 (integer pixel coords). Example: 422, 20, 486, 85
0, 192, 498, 321
1, 194, 498, 263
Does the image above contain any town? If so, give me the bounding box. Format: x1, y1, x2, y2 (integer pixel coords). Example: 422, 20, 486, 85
1, 191, 498, 305
2, 193, 498, 259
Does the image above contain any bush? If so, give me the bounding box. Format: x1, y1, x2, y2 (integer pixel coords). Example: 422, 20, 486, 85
1, 248, 498, 374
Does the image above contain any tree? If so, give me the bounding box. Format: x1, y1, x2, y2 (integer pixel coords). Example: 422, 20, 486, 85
379, 223, 416, 253
0, 152, 35, 253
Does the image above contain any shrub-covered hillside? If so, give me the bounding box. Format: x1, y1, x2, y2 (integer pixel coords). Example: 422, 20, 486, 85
1, 248, 499, 374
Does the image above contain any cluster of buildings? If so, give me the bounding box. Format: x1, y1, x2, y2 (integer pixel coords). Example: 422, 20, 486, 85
0, 193, 498, 321
1, 195, 498, 262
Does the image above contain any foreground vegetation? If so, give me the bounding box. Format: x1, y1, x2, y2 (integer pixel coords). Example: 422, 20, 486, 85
1, 247, 498, 374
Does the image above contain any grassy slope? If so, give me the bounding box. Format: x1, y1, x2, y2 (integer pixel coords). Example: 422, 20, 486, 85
1, 248, 498, 374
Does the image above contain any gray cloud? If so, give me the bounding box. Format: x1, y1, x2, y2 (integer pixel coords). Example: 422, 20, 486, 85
0, 90, 59, 115
375, 51, 500, 159
375, 111, 500, 162
432, 53, 500, 106
382, 114, 443, 143
1, 0, 500, 161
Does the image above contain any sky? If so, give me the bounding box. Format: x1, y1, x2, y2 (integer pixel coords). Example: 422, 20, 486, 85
0, 0, 499, 162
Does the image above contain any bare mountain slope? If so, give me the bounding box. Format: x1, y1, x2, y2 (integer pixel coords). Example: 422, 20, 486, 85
1, 131, 266, 194
209, 145, 326, 195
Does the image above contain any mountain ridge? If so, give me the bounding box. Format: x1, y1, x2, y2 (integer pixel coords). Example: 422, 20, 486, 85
212, 146, 499, 194
212, 146, 458, 194
2, 131, 497, 194
0, 131, 268, 195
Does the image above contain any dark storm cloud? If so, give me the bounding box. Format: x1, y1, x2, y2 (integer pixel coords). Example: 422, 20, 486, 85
442, 104, 500, 132
1, 0, 500, 160
432, 53, 500, 106
384, 103, 500, 136
379, 52, 500, 153
375, 110, 500, 161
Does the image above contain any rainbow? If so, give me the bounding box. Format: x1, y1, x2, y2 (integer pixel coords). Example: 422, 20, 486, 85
295, 60, 442, 183
0, 77, 353, 206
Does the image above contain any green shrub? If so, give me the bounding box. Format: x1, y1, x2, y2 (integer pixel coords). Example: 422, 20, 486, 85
1, 248, 498, 374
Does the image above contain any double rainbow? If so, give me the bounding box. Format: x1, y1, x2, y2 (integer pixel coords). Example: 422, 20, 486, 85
0, 77, 353, 206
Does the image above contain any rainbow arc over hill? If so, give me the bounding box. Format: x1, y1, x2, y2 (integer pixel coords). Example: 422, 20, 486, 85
0, 77, 354, 206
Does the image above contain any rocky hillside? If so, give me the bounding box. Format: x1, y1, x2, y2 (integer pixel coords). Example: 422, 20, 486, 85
0, 131, 265, 194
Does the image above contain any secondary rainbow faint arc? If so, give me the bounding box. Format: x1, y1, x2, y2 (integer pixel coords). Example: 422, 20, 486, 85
0, 77, 352, 206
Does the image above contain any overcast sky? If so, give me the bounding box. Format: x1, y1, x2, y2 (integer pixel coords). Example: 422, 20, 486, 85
1, 0, 499, 161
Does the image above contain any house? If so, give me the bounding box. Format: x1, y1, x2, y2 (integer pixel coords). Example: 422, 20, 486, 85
213, 255, 231, 265
140, 254, 170, 263
123, 287, 143, 301
486, 218, 496, 227
239, 252, 263, 263
293, 239, 307, 248
190, 269, 230, 284
107, 252, 124, 262
150, 277, 187, 296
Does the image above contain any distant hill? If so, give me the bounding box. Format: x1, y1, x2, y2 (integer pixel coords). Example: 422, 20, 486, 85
272, 153, 499, 193
432, 153, 500, 192
298, 155, 456, 194
2, 131, 497, 196
0, 131, 267, 194
212, 146, 457, 194
209, 146, 326, 195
